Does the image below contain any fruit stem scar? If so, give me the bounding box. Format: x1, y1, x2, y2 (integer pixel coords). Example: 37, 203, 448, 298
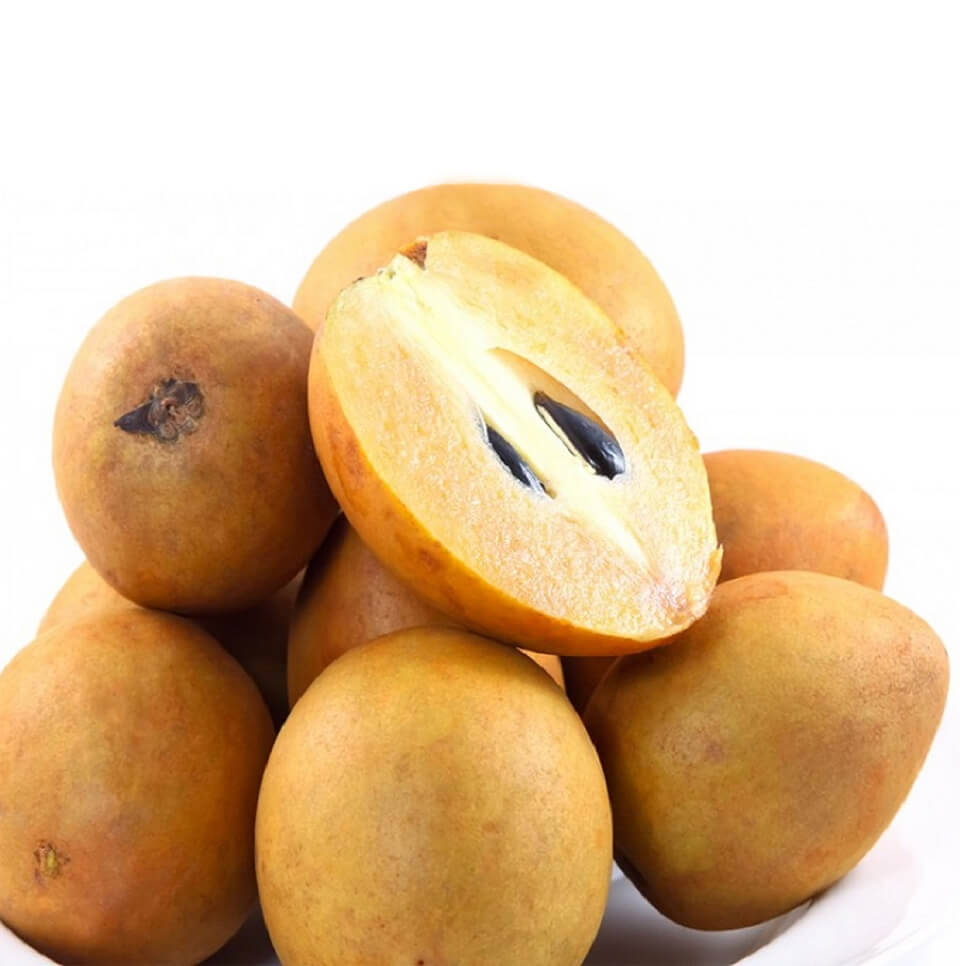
114, 379, 205, 442
34, 841, 69, 879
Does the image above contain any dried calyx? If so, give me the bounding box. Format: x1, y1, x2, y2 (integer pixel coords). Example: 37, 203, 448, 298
115, 379, 204, 442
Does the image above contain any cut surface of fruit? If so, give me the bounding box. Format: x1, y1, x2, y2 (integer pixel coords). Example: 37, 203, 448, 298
310, 232, 719, 655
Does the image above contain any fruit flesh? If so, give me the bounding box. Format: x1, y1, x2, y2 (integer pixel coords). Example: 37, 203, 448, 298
310, 231, 719, 655
585, 571, 949, 930
287, 518, 564, 706
0, 610, 275, 964
53, 277, 337, 613
705, 449, 888, 588
294, 182, 685, 395
258, 627, 612, 966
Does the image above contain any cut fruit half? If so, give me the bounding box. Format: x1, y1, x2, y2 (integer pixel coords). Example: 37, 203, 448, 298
309, 231, 719, 655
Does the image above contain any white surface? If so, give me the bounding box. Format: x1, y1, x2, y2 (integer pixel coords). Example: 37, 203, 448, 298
1, 3, 959, 964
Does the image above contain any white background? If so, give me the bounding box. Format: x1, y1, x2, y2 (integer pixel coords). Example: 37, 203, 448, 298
1, 3, 958, 964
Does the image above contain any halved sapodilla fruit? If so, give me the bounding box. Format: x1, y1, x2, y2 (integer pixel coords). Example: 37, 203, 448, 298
309, 232, 720, 656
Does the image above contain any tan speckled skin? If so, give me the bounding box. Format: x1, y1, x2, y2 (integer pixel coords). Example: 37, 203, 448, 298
294, 183, 685, 396
258, 627, 611, 966
38, 561, 301, 729
705, 450, 889, 589
287, 518, 563, 706
53, 277, 337, 614
0, 610, 275, 964
585, 571, 949, 930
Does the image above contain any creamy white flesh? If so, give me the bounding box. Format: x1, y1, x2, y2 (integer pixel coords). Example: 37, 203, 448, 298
375, 254, 653, 574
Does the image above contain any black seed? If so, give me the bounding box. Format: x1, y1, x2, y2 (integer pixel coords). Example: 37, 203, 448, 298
534, 392, 625, 479
485, 424, 546, 495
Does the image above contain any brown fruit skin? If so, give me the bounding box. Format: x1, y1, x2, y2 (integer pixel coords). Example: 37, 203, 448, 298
0, 610, 275, 964
257, 627, 612, 966
293, 182, 684, 395
53, 277, 337, 614
585, 571, 949, 930
38, 561, 300, 729
287, 518, 564, 706
705, 449, 889, 589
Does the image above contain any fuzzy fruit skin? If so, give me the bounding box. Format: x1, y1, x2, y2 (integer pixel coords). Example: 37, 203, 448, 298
585, 571, 949, 930
0, 610, 275, 964
705, 450, 888, 588
38, 561, 300, 729
257, 627, 612, 966
287, 518, 564, 706
53, 277, 337, 614
293, 182, 684, 395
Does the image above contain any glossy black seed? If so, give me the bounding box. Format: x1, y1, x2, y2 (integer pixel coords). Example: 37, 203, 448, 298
534, 391, 625, 479
485, 424, 546, 495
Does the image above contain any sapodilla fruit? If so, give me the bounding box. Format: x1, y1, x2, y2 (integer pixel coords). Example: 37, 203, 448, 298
257, 627, 612, 966
287, 517, 563, 706
585, 571, 949, 930
705, 449, 888, 588
53, 277, 337, 614
294, 182, 685, 395
38, 561, 300, 729
308, 232, 720, 656
565, 450, 890, 709
0, 610, 274, 964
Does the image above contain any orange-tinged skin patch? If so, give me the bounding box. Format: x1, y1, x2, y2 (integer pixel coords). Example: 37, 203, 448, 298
294, 182, 685, 396
287, 518, 563, 706
705, 449, 888, 589
0, 610, 275, 964
586, 571, 949, 930
258, 627, 611, 966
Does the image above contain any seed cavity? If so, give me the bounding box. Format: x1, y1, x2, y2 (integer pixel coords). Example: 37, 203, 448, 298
485, 424, 547, 495
534, 391, 625, 479
115, 379, 205, 442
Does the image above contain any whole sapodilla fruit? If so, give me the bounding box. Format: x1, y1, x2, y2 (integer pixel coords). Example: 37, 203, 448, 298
53, 277, 337, 613
257, 627, 612, 966
308, 232, 720, 656
0, 610, 275, 964
38, 561, 300, 729
294, 181, 685, 395
585, 571, 949, 930
704, 449, 888, 589
287, 518, 564, 705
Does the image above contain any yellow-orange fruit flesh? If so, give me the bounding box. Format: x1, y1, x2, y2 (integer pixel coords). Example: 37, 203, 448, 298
53, 277, 337, 614
309, 232, 719, 656
294, 182, 684, 395
0, 610, 275, 964
705, 449, 888, 588
257, 627, 612, 966
38, 561, 299, 729
287, 518, 564, 705
586, 571, 949, 930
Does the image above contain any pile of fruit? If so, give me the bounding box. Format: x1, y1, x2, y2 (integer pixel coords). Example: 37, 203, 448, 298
0, 184, 949, 965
